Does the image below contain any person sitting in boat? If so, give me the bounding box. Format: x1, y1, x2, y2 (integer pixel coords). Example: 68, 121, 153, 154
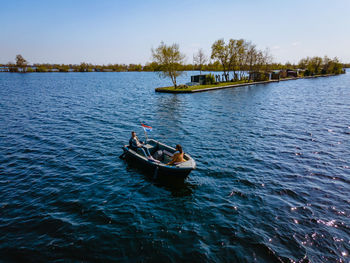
129, 131, 152, 158
167, 144, 185, 165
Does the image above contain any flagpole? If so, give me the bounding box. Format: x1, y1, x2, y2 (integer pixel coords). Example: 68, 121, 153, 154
144, 129, 148, 143
141, 122, 148, 143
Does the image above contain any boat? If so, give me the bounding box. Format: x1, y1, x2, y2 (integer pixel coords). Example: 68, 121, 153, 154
121, 139, 196, 179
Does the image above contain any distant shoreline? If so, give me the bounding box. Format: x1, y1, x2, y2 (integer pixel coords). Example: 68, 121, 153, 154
1, 67, 349, 74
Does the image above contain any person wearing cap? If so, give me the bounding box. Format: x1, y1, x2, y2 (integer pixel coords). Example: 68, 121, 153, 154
129, 131, 152, 158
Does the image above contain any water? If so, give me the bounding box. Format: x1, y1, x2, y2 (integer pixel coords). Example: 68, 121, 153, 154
0, 71, 349, 262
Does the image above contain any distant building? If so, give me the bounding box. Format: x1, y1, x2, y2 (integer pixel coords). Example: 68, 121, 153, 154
0, 66, 9, 72
286, 69, 298, 77
249, 71, 270, 81
190, 74, 208, 85
270, 69, 299, 79
271, 70, 281, 80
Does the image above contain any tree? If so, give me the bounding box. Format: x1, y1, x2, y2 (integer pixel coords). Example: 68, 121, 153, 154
246, 42, 258, 80
128, 64, 142, 71
307, 57, 322, 75
193, 48, 207, 75
227, 39, 239, 80
151, 42, 186, 88
298, 57, 309, 69
78, 62, 93, 72
211, 39, 230, 81
36, 65, 48, 72
15, 54, 28, 72
262, 48, 273, 72
329, 57, 343, 74
322, 56, 331, 74
58, 64, 70, 72
298, 56, 343, 75
143, 62, 161, 71
235, 39, 248, 80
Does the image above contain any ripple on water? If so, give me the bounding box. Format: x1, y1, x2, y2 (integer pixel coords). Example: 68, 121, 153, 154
0, 72, 350, 262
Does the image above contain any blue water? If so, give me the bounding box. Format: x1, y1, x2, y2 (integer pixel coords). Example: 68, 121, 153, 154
0, 71, 349, 262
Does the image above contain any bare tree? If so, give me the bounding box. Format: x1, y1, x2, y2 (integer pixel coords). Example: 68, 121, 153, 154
255, 50, 265, 72
151, 42, 186, 88
193, 48, 207, 75
16, 54, 28, 72
262, 48, 273, 72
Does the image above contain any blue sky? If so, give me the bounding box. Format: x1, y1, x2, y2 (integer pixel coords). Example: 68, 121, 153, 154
1, 0, 349, 64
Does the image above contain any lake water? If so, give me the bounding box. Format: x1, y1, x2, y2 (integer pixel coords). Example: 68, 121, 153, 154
0, 71, 349, 262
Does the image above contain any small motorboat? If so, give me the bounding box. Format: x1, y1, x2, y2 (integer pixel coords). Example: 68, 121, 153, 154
121, 139, 196, 179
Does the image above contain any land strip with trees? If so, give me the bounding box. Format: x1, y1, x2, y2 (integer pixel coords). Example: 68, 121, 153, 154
152, 39, 345, 93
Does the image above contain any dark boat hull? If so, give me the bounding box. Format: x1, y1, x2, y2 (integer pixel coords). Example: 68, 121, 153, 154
122, 144, 195, 179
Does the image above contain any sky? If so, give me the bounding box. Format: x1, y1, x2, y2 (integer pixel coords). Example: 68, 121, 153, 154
1, 0, 350, 65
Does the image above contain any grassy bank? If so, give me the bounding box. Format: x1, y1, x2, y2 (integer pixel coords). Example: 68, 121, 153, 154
155, 73, 343, 93
155, 80, 252, 92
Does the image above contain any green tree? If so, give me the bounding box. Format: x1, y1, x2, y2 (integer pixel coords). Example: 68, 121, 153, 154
207, 61, 223, 71
79, 62, 92, 72
235, 39, 248, 80
298, 56, 343, 75
246, 42, 258, 80
298, 57, 309, 69
211, 39, 230, 81
227, 39, 239, 80
328, 57, 343, 74
128, 64, 142, 71
58, 64, 70, 72
151, 42, 186, 88
309, 57, 323, 75
36, 65, 48, 72
143, 62, 160, 71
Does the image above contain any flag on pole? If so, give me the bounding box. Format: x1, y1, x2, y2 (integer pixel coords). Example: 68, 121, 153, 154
141, 123, 152, 132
